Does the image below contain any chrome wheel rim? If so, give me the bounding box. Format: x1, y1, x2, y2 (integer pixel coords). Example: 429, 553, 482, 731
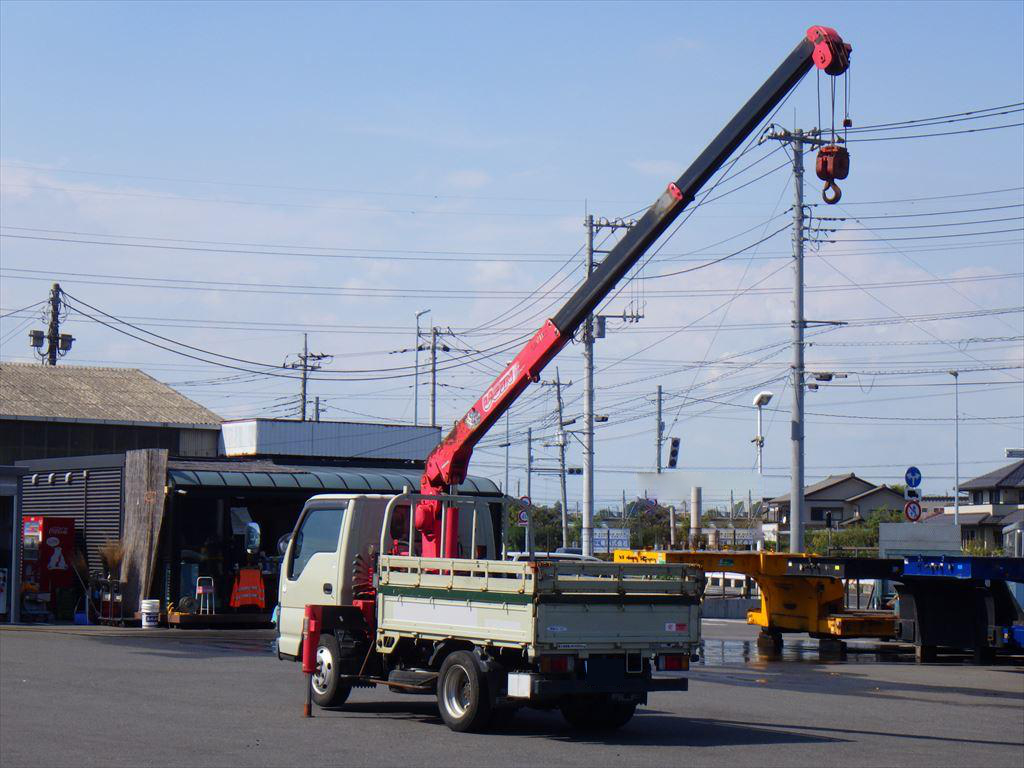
442, 664, 472, 719
312, 646, 334, 695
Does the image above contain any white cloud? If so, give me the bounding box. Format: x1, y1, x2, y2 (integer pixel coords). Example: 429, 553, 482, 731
444, 170, 491, 190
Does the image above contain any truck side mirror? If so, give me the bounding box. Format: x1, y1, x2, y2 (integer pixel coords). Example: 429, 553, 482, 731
277, 533, 291, 556
245, 522, 261, 554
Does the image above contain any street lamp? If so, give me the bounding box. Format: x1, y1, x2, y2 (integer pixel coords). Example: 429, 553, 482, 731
414, 309, 430, 426
752, 390, 773, 475
950, 370, 959, 528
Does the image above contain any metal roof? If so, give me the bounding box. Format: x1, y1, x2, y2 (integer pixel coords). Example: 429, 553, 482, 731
1, 363, 221, 428
167, 462, 501, 496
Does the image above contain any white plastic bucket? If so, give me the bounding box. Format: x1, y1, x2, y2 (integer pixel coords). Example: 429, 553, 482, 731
140, 599, 160, 629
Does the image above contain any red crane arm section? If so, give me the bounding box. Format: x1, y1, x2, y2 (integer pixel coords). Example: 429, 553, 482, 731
416, 321, 566, 555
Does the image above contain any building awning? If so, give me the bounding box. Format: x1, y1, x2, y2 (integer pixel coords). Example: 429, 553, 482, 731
167, 464, 501, 496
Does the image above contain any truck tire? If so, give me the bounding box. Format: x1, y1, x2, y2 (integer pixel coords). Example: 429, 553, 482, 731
310, 635, 352, 708
561, 695, 637, 731
436, 651, 492, 732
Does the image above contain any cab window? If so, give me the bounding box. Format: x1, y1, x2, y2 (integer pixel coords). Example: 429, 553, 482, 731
288, 506, 344, 579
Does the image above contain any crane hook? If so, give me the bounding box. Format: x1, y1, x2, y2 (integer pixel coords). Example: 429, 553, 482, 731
822, 180, 842, 204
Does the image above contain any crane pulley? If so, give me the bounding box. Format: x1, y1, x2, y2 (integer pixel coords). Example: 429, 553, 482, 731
816, 144, 850, 204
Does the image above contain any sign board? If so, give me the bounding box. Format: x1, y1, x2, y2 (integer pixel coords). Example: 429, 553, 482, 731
904, 487, 921, 501
593, 528, 630, 554
515, 497, 531, 528
904, 500, 922, 523
905, 466, 922, 488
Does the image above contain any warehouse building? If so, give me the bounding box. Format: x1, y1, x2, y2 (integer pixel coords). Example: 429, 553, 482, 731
10, 420, 508, 625
0, 362, 222, 464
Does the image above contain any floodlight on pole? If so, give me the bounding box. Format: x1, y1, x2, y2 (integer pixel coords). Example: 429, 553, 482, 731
752, 391, 773, 475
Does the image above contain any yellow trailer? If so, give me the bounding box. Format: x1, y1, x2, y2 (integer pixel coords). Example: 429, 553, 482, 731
614, 550, 897, 651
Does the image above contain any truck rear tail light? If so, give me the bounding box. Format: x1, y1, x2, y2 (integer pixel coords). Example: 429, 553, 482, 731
539, 655, 575, 674
657, 654, 689, 671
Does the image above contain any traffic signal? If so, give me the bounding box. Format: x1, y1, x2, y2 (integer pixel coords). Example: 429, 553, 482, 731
567, 467, 583, 475
667, 437, 680, 468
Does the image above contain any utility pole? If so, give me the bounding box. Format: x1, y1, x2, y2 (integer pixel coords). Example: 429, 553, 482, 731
581, 215, 639, 556
950, 370, 960, 528
655, 385, 664, 473
29, 283, 75, 366
765, 127, 832, 554
555, 368, 570, 549
286, 333, 331, 421
414, 309, 430, 426
430, 327, 438, 428
582, 214, 596, 557
314, 396, 321, 422
788, 129, 806, 555
46, 283, 61, 366
504, 411, 510, 495
526, 427, 533, 500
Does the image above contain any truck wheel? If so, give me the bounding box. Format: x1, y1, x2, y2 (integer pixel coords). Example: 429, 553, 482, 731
310, 635, 352, 708
437, 651, 492, 732
561, 695, 637, 731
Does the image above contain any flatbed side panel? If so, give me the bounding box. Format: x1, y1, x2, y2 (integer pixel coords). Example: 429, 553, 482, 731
536, 601, 700, 653
377, 584, 534, 646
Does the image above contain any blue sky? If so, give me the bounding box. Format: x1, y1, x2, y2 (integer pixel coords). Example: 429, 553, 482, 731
2, 1, 1022, 510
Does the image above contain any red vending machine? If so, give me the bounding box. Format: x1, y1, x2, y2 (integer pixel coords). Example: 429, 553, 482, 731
21, 516, 75, 619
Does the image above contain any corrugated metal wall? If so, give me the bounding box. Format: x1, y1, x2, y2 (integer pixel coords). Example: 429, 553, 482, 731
178, 428, 218, 457
21, 467, 123, 572
221, 419, 441, 461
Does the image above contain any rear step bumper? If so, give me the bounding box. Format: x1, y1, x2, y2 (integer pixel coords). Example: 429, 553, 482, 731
533, 675, 687, 696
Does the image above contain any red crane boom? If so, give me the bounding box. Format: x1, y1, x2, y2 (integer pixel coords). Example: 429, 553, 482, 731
416, 26, 852, 558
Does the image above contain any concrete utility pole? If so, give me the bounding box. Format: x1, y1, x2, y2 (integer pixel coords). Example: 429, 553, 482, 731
314, 396, 321, 422
656, 385, 664, 473
950, 370, 960, 527
504, 411, 510, 495
526, 427, 533, 500
286, 333, 331, 421
46, 283, 61, 366
580, 215, 640, 556
430, 327, 438, 428
765, 127, 833, 554
788, 130, 806, 555
29, 283, 75, 366
301, 333, 309, 420
554, 369, 570, 549
414, 309, 430, 426
582, 214, 596, 557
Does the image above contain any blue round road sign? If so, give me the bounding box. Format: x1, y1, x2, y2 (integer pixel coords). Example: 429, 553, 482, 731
905, 466, 922, 488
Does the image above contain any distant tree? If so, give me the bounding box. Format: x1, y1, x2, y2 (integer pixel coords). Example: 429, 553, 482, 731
805, 510, 904, 556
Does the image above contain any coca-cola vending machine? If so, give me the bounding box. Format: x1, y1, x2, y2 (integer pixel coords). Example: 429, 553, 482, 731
22, 516, 75, 618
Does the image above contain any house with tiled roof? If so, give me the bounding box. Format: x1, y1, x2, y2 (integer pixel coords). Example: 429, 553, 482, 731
761, 473, 906, 546
924, 460, 1024, 549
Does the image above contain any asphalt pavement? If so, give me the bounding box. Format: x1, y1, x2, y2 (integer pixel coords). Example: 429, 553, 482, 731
1, 621, 1022, 767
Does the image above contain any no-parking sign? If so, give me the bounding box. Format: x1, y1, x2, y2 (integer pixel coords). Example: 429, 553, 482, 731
904, 500, 922, 523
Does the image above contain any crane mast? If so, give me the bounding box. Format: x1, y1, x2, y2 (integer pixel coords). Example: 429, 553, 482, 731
416, 26, 852, 558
